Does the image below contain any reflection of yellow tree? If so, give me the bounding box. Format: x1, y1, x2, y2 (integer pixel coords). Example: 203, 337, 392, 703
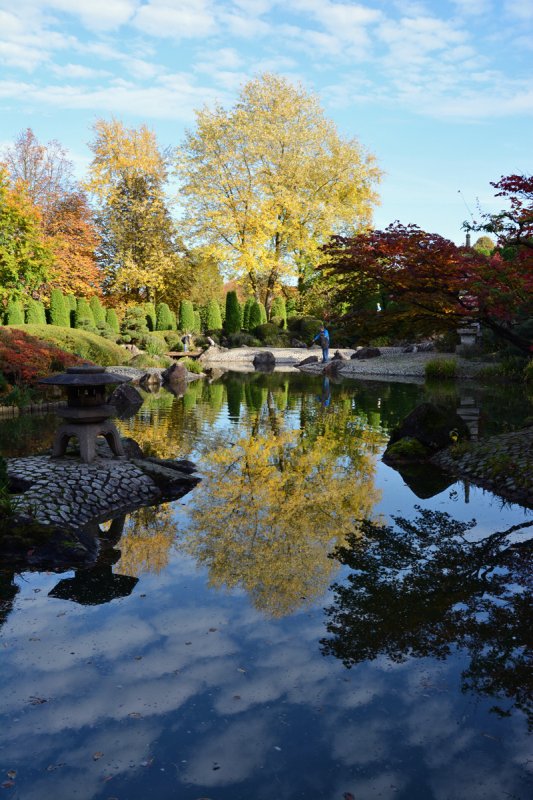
116, 504, 177, 576
183, 421, 382, 617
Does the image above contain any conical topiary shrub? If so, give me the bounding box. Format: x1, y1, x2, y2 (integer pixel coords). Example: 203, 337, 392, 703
49, 288, 69, 326
271, 296, 287, 328
242, 298, 254, 331
178, 299, 195, 332
224, 290, 242, 335
156, 302, 176, 331
25, 298, 46, 325
5, 298, 24, 325
144, 302, 157, 331
74, 298, 95, 329
106, 308, 120, 334
248, 300, 263, 331
206, 298, 223, 331
89, 296, 106, 325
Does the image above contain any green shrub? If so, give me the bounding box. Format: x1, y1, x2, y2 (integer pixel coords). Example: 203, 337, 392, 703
16, 324, 132, 367
25, 298, 46, 325
5, 299, 24, 325
224, 290, 242, 335
248, 300, 263, 331
288, 315, 323, 341
525, 360, 533, 383
122, 305, 149, 341
424, 358, 457, 380
193, 309, 202, 334
75, 297, 95, 329
182, 357, 204, 374
89, 296, 106, 325
254, 322, 282, 341
206, 298, 223, 331
242, 298, 254, 331
49, 288, 69, 326
156, 302, 176, 331
143, 335, 168, 356
178, 299, 195, 332
163, 332, 184, 351
106, 308, 120, 333
144, 302, 157, 331
259, 302, 267, 324
271, 296, 287, 328
129, 353, 172, 368
227, 332, 261, 347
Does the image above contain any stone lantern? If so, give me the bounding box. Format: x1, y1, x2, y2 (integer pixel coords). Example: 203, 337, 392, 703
39, 365, 132, 463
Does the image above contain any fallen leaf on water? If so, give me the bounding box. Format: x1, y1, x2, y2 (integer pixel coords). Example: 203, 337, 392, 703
5, 773, 15, 781
128, 712, 143, 719
29, 696, 47, 705
1, 781, 14, 789
208, 628, 218, 632
343, 793, 355, 800
140, 759, 153, 768
46, 764, 65, 772
93, 752, 104, 761
237, 668, 246, 673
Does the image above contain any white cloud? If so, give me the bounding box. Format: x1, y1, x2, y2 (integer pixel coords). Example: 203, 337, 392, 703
52, 63, 111, 79
504, 0, 533, 21
451, 0, 493, 14
133, 0, 217, 39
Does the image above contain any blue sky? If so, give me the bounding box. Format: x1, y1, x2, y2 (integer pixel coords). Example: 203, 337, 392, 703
0, 0, 531, 244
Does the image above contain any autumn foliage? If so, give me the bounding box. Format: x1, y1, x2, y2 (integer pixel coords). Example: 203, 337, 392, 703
322, 175, 533, 353
0, 327, 86, 385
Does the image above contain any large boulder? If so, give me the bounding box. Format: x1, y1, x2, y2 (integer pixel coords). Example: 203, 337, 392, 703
108, 383, 144, 418
332, 350, 347, 360
291, 338, 307, 348
351, 347, 381, 360
161, 362, 187, 385
385, 402, 470, 463
253, 351, 275, 371
298, 355, 319, 367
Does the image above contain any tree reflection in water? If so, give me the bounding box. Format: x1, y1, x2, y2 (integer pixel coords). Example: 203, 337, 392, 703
321, 507, 533, 729
182, 402, 383, 617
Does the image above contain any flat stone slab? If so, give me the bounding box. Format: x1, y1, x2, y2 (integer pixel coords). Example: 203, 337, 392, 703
6, 454, 200, 530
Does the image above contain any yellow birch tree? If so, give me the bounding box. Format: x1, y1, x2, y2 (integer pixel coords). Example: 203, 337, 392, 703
176, 73, 381, 311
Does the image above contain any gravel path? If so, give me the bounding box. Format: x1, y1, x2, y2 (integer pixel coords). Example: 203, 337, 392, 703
199, 345, 488, 380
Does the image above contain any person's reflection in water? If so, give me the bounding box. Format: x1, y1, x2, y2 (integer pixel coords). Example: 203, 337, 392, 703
320, 376, 331, 409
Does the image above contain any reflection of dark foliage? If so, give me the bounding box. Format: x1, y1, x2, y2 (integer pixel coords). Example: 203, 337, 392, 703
321, 508, 533, 728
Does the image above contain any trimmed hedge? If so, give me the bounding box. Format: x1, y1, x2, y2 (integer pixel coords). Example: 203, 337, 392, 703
10, 324, 132, 367
224, 291, 242, 335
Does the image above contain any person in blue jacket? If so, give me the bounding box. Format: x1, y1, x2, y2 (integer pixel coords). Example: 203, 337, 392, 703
312, 324, 330, 362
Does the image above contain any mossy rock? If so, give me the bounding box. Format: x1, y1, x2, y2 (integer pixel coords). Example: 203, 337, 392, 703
384, 437, 430, 463
388, 402, 470, 452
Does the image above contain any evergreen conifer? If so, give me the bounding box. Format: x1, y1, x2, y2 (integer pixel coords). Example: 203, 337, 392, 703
178, 299, 195, 332
26, 298, 46, 325
224, 290, 242, 334
242, 298, 254, 330
49, 288, 69, 326
248, 300, 263, 330
271, 296, 287, 328
106, 308, 120, 333
75, 298, 95, 328
156, 302, 176, 331
206, 298, 223, 330
5, 299, 24, 324
89, 296, 106, 325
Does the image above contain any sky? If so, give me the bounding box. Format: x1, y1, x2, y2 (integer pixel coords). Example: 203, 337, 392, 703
0, 0, 531, 244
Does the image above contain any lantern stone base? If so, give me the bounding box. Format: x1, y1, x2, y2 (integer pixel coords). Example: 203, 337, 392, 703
52, 419, 126, 464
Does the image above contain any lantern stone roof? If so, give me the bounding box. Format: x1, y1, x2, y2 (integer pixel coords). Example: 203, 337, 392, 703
39, 365, 131, 387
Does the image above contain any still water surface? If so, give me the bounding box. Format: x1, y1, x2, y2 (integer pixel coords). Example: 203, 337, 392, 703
0, 372, 531, 799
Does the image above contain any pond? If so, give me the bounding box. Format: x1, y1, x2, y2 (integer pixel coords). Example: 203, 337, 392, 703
0, 371, 532, 800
